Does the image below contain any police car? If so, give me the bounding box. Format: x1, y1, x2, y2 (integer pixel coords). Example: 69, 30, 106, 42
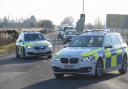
16, 32, 53, 59
63, 30, 77, 44
51, 29, 128, 78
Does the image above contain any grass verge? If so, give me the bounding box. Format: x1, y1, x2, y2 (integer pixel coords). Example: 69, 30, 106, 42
0, 43, 15, 56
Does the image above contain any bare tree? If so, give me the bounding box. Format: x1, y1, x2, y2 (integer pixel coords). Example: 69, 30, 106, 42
0, 15, 37, 28
86, 23, 95, 29
29, 15, 37, 28
38, 20, 54, 29
94, 17, 104, 29
61, 16, 74, 26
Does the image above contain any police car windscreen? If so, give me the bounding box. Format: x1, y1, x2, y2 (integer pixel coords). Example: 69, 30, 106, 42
69, 36, 104, 47
24, 34, 45, 41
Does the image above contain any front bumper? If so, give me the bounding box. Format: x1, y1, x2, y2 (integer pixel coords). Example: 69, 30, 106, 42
27, 51, 52, 56
51, 59, 96, 75
25, 47, 52, 57
52, 66, 92, 74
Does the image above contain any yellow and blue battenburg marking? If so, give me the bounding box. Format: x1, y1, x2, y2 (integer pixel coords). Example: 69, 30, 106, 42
81, 47, 128, 69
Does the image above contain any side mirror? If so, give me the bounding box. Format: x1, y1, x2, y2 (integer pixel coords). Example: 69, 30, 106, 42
105, 45, 113, 49
19, 40, 23, 42
47, 38, 50, 41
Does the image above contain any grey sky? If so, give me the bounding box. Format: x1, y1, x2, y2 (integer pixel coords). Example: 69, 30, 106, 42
0, 0, 128, 25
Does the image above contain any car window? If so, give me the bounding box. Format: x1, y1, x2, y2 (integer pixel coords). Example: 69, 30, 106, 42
17, 33, 24, 41
69, 36, 104, 47
110, 35, 120, 45
24, 34, 45, 41
109, 34, 123, 49
104, 35, 113, 46
117, 34, 125, 44
64, 27, 69, 31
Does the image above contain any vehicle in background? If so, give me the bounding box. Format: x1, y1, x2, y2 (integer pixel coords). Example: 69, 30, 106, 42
16, 32, 53, 59
58, 26, 74, 39
63, 30, 77, 44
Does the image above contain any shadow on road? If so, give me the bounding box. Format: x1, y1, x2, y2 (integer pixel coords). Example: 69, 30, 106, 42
0, 56, 49, 65
22, 73, 121, 89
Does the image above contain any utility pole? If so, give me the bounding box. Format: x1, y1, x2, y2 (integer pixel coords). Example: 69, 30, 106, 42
83, 0, 84, 14
76, 0, 85, 34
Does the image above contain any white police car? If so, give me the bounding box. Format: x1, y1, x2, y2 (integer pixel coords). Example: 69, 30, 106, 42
16, 32, 53, 59
51, 30, 128, 78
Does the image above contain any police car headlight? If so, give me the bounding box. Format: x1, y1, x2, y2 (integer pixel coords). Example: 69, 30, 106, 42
48, 44, 52, 48
63, 35, 66, 38
53, 55, 60, 61
27, 46, 33, 49
82, 56, 95, 61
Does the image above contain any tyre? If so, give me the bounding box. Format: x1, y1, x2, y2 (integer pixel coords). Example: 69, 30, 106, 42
47, 55, 52, 59
55, 73, 64, 79
119, 55, 127, 74
16, 47, 20, 58
21, 47, 27, 59
95, 59, 103, 78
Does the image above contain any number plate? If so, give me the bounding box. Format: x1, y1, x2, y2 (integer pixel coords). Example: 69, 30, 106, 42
40, 46, 45, 49
35, 50, 44, 53
64, 64, 74, 69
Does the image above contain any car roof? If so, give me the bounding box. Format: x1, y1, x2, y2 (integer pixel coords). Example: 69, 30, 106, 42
21, 31, 42, 35
65, 30, 76, 32
80, 30, 120, 37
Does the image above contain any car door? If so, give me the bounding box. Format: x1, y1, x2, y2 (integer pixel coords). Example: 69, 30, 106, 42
116, 34, 125, 65
104, 35, 114, 69
110, 34, 121, 68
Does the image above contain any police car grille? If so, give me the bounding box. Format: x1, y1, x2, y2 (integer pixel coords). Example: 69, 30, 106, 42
60, 58, 79, 64
61, 58, 68, 63
70, 58, 79, 64
34, 47, 40, 50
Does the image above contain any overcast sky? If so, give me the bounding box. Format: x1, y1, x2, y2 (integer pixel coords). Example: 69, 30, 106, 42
0, 0, 128, 25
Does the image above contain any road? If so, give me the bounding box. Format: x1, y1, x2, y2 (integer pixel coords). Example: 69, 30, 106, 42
0, 32, 128, 89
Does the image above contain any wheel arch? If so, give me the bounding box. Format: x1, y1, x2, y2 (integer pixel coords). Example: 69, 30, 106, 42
122, 52, 127, 64
123, 53, 127, 59
96, 56, 104, 70
95, 56, 104, 66
122, 52, 128, 61
95, 56, 104, 78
